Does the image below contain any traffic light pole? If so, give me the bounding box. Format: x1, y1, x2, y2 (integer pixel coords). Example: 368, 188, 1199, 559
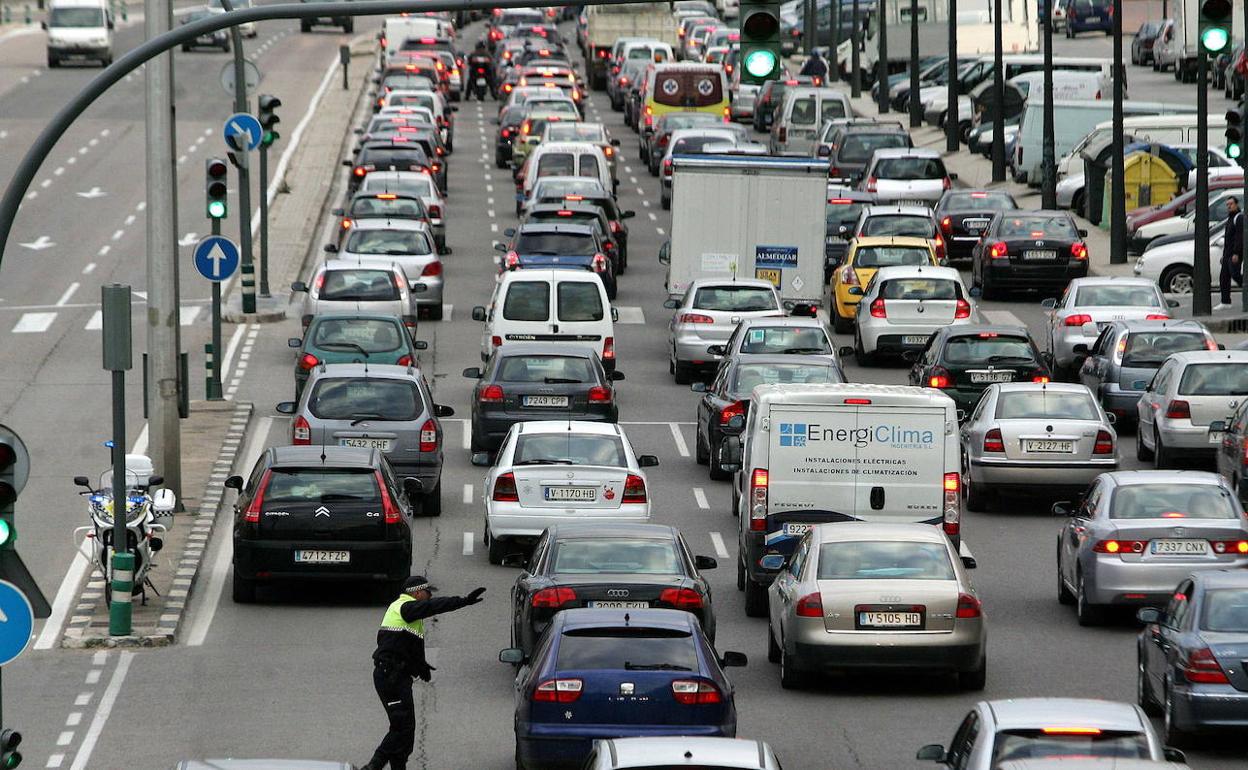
1243, 1, 1248, 312
991, 0, 1004, 181
101, 284, 134, 637
945, 0, 958, 152
258, 144, 270, 298
220, 0, 255, 315
850, 0, 860, 96
1194, 52, 1213, 315
1110, 0, 1127, 265
908, 0, 919, 127
1040, 0, 1056, 209
875, 0, 888, 113
208, 217, 224, 401
829, 0, 839, 81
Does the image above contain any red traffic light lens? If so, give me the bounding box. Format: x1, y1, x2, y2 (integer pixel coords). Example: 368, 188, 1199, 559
742, 9, 780, 38
206, 159, 228, 178
0, 445, 13, 469
1203, 0, 1232, 18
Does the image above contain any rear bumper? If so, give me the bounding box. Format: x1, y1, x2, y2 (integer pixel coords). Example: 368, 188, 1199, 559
1170, 683, 1248, 732
982, 260, 1088, 290
488, 508, 650, 539
233, 537, 412, 582
1084, 554, 1248, 605
790, 634, 984, 673
968, 458, 1116, 490
1157, 422, 1221, 452
517, 722, 734, 770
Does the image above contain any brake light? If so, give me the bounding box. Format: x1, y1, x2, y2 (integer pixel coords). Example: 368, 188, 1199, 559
243, 469, 271, 523
1032, 373, 1051, 383
533, 678, 582, 702
587, 385, 612, 403
1093, 429, 1114, 455
609, 220, 623, 234
658, 587, 703, 610
1213, 539, 1248, 554
531, 587, 576, 608
618, 76, 630, 86
1165, 399, 1191, 419
1064, 313, 1093, 327
353, 166, 367, 177
603, 336, 615, 361
622, 474, 647, 504
749, 468, 768, 531
1183, 647, 1230, 684
795, 592, 823, 617
865, 176, 877, 193
839, 264, 859, 287
292, 415, 311, 445
955, 592, 982, 619
928, 367, 950, 389
591, 253, 608, 273
1071, 241, 1089, 260
955, 298, 971, 319
988, 241, 1009, 259
943, 472, 961, 537
480, 384, 504, 404
983, 428, 1004, 453
492, 472, 519, 502
940, 216, 952, 234
419, 418, 438, 452
501, 127, 512, 139
341, 217, 353, 230
657, 134, 670, 147
1042, 727, 1103, 736
504, 251, 519, 269
491, 335, 502, 350
397, 354, 413, 366
1093, 539, 1146, 554
869, 298, 886, 318
375, 471, 403, 523
426, 203, 442, 219
680, 313, 714, 324
719, 401, 746, 425
942, 176, 952, 190
933, 234, 945, 260
1145, 313, 1170, 320
671, 679, 721, 704
298, 353, 319, 371
663, 158, 673, 176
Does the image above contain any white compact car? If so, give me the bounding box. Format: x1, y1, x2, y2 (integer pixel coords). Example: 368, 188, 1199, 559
860, 147, 953, 205
665, 278, 783, 383
480, 420, 659, 564
852, 264, 976, 365
328, 218, 443, 319
1136, 350, 1248, 468
1043, 277, 1176, 375
1133, 229, 1222, 296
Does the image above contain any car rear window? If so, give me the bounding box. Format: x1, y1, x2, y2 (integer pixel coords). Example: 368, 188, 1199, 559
1201, 589, 1248, 632
732, 362, 841, 392
557, 281, 604, 321
515, 232, 597, 255
319, 270, 401, 302
738, 326, 830, 354
381, 75, 435, 91
853, 246, 931, 268
665, 114, 724, 133
349, 196, 426, 219
547, 124, 607, 142
345, 228, 433, 256
998, 215, 1078, 239
788, 97, 819, 126
874, 156, 946, 180
671, 135, 733, 155
308, 378, 422, 421
498, 355, 595, 383
692, 286, 777, 312
579, 154, 601, 178
1121, 332, 1209, 366
653, 69, 723, 108
945, 191, 1016, 210
387, 93, 435, 110
503, 281, 551, 321
515, 433, 625, 467
815, 541, 955, 580
840, 134, 911, 162
1073, 285, 1162, 308
556, 630, 698, 670
994, 391, 1099, 420
880, 278, 958, 300
533, 178, 607, 200
310, 318, 404, 353
821, 100, 848, 122
263, 468, 379, 504
943, 335, 1036, 365
552, 538, 681, 574
1178, 363, 1248, 396
992, 730, 1149, 765
826, 201, 866, 231
360, 147, 430, 170
1109, 483, 1239, 519
862, 215, 935, 238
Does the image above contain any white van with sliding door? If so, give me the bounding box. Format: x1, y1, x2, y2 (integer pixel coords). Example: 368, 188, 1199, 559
44, 0, 113, 67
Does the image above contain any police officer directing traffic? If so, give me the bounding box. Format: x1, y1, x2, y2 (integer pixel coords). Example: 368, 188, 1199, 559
361, 576, 486, 770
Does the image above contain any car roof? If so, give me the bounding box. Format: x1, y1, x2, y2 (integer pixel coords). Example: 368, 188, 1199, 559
687, 277, 777, 291
812, 521, 950, 544
872, 146, 941, 159
1158, 350, 1248, 364
556, 607, 695, 631
307, 363, 419, 381
320, 259, 402, 272
516, 222, 597, 236
602, 738, 775, 769
526, 202, 605, 216
985, 698, 1146, 731
996, 761, 1185, 770
826, 190, 875, 203
871, 265, 962, 281
1193, 568, 1248, 589
516, 420, 620, 437
306, 312, 404, 325
268, 445, 379, 468
346, 217, 430, 232
669, 127, 742, 142
728, 354, 837, 368
1111, 319, 1210, 333
497, 343, 597, 359
993, 382, 1093, 395
502, 268, 601, 284
862, 204, 934, 217
943, 323, 1031, 337
1067, 275, 1156, 288
1101, 470, 1226, 487
852, 236, 935, 249
737, 315, 825, 329
549, 522, 676, 540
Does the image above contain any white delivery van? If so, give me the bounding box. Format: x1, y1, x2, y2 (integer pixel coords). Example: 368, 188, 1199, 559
44, 0, 113, 67
720, 383, 962, 616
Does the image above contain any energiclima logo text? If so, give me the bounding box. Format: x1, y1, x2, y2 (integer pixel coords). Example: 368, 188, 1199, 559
779, 422, 935, 449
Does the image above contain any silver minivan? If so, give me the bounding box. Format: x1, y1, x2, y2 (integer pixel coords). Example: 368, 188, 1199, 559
769, 86, 854, 156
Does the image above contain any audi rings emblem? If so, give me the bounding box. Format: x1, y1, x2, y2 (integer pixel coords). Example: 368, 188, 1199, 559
606, 589, 630, 598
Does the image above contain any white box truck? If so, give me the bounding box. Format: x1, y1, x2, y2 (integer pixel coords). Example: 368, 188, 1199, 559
661, 155, 827, 309
583, 3, 678, 89
719, 383, 962, 616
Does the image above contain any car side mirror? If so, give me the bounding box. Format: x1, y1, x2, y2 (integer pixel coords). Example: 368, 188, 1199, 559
498, 648, 527, 664
434, 404, 455, 418
961, 555, 977, 569
706, 344, 726, 356
847, 286, 864, 296
1136, 606, 1162, 624
291, 281, 308, 292
74, 476, 91, 488
694, 555, 717, 570
691, 381, 707, 392
916, 744, 947, 762
1072, 343, 1089, 355
1219, 343, 1227, 350
147, 475, 164, 488
1040, 297, 1057, 309
40, 20, 47, 29
413, 340, 429, 350
1167, 298, 1180, 308
403, 477, 424, 498
1209, 420, 1228, 433
637, 454, 660, 467
838, 345, 856, 358
902, 349, 922, 363
471, 451, 493, 467
409, 283, 428, 294
759, 554, 786, 570
719, 651, 747, 667
287, 337, 302, 349
817, 145, 831, 157
503, 227, 516, 237
501, 553, 528, 569
610, 138, 621, 147
323, 243, 339, 253
152, 488, 176, 513
611, 307, 619, 322
663, 298, 680, 309
1041, 351, 1056, 368
275, 401, 296, 415
1163, 748, 1187, 764
224, 475, 244, 490
493, 241, 508, 253
463, 367, 482, 379
621, 210, 636, 219
1051, 501, 1073, 516
609, 370, 625, 381
658, 241, 671, 264
472, 306, 487, 322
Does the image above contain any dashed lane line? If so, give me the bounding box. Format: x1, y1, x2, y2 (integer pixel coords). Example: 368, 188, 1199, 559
693, 487, 709, 510
668, 422, 690, 457
709, 532, 730, 559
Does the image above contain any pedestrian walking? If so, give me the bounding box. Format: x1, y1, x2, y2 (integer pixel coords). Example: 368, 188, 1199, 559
1217, 196, 1243, 310
361, 576, 486, 770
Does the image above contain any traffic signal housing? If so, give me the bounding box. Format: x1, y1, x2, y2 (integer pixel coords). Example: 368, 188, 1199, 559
258, 94, 281, 147
1227, 107, 1243, 159
1200, 0, 1233, 54
739, 0, 782, 84
0, 428, 29, 551
205, 157, 228, 220
0, 729, 21, 768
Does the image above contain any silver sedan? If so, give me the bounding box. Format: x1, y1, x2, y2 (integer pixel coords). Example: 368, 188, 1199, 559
1055, 470, 1248, 625
765, 522, 986, 691
292, 260, 415, 329
1042, 277, 1177, 376
961, 382, 1119, 511
665, 278, 783, 383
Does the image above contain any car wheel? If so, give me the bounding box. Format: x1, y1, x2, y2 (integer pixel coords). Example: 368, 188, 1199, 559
487, 529, 508, 565
767, 621, 782, 663
674, 360, 693, 385
695, 426, 709, 465
648, 158, 660, 176
232, 571, 257, 603
964, 463, 994, 512
222, 39, 231, 52
661, 194, 670, 211
1136, 428, 1154, 461
422, 487, 442, 517
426, 304, 444, 321
1057, 543, 1075, 605
744, 579, 768, 617
959, 657, 987, 691
1138, 650, 1162, 716
779, 646, 804, 690
854, 330, 875, 367
1071, 190, 1085, 218
1076, 570, 1103, 626
709, 438, 732, 481
1160, 265, 1194, 295
1154, 428, 1172, 469
832, 306, 853, 334
1164, 681, 1192, 748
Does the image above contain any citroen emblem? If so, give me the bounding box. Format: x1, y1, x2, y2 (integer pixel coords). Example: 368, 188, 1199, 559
314, 505, 330, 517
620, 682, 634, 695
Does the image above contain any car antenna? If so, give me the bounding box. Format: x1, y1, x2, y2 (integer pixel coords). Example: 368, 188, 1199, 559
623, 612, 630, 625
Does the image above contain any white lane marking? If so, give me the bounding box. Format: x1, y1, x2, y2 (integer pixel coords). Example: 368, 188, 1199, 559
635, 187, 644, 195
614, 306, 645, 324
19, 235, 54, 250
179, 306, 201, 326
487, 209, 495, 217
629, 176, 637, 184
96, 245, 110, 257
55, 283, 79, 306
642, 200, 651, 208
84, 311, 102, 331
648, 212, 657, 221
219, 323, 248, 382
39, 179, 50, 189
443, 304, 453, 322
74, 693, 92, 707
490, 223, 498, 232
982, 309, 1025, 327
462, 531, 474, 556
68, 652, 135, 770
462, 484, 473, 504
25, 191, 36, 200
135, 201, 146, 211
123, 214, 136, 226
65, 712, 82, 727
710, 531, 730, 559
693, 487, 709, 510
110, 229, 124, 241
12, 312, 56, 333
668, 422, 690, 457
92, 651, 107, 665
53, 166, 64, 176
186, 416, 273, 647
56, 732, 73, 746
656, 227, 666, 235
462, 421, 472, 450
47, 753, 64, 768
84, 670, 100, 686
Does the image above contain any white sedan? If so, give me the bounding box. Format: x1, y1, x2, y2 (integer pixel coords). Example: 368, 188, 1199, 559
852, 264, 978, 365
1133, 228, 1223, 296
479, 421, 659, 564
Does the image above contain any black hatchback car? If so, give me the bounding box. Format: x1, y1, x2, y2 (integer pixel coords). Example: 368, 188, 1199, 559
907, 325, 1052, 413
226, 445, 419, 603
970, 210, 1089, 299
347, 142, 434, 194
522, 202, 620, 272
463, 344, 623, 453
933, 189, 1019, 262
504, 522, 719, 655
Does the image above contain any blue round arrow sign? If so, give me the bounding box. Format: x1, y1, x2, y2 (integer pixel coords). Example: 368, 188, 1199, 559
0, 580, 35, 666
223, 112, 263, 152
193, 235, 240, 282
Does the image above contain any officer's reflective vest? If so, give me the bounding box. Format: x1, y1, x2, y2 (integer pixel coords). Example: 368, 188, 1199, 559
381, 595, 425, 637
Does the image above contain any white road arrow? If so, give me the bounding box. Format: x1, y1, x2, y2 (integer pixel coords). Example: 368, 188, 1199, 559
204, 242, 230, 278
178, 232, 199, 246
76, 187, 106, 199
19, 236, 55, 251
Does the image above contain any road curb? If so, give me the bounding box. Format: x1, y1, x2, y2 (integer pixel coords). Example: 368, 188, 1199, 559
60, 401, 254, 648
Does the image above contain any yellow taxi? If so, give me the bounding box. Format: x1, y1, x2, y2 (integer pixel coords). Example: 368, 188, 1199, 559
829, 236, 939, 333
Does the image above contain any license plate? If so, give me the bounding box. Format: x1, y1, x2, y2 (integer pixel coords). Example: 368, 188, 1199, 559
339, 438, 391, 450
587, 601, 649, 609
902, 335, 929, 345
783, 522, 813, 536
294, 550, 350, 563
970, 371, 1013, 384
1210, 431, 1224, 444
859, 611, 923, 627
523, 395, 569, 408
544, 486, 596, 501
1023, 439, 1074, 453
1151, 539, 1208, 555
900, 199, 927, 206
1023, 250, 1058, 260
964, 218, 989, 232
1086, 15, 1101, 21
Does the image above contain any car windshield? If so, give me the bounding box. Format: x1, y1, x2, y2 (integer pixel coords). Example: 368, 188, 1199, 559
816, 541, 955, 580
1110, 483, 1239, 519
1201, 588, 1248, 632
943, 335, 1036, 365
551, 538, 681, 574
874, 157, 945, 180
1178, 363, 1248, 396
998, 215, 1078, 239
558, 281, 604, 321
731, 362, 840, 393
498, 355, 594, 383
853, 246, 931, 268
995, 391, 1100, 420
1121, 332, 1209, 366
349, 196, 426, 219
514, 434, 625, 467
838, 133, 910, 162
533, 178, 606, 199
945, 192, 1016, 211
50, 7, 104, 25
514, 232, 596, 256
345, 229, 432, 256
738, 326, 830, 354
310, 318, 404, 353
692, 286, 777, 312
992, 730, 1150, 765
1073, 285, 1162, 308
318, 270, 401, 302
263, 468, 379, 504
556, 629, 698, 671
308, 378, 422, 421
862, 215, 934, 238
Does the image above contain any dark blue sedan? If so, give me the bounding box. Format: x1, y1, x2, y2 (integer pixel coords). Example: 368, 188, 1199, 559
496, 222, 617, 300
500, 608, 746, 770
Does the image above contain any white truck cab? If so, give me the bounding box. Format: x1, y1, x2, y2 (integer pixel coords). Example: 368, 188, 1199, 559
44, 0, 114, 68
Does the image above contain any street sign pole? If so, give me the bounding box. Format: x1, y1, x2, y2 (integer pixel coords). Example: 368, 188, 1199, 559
101, 284, 134, 636
208, 218, 223, 400
850, 0, 860, 97
876, 0, 888, 113
991, 0, 1005, 182
258, 142, 270, 298
1194, 51, 1213, 315
946, 0, 958, 152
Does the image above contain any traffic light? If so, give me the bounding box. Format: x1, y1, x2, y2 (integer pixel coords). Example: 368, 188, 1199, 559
1200, 0, 1233, 53
739, 0, 782, 84
1227, 108, 1243, 159
205, 157, 228, 220
0, 428, 29, 552
258, 94, 281, 147
0, 729, 22, 768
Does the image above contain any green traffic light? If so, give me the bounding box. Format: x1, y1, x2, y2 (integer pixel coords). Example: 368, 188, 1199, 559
1229, 143, 1243, 159
1202, 26, 1230, 52
0, 520, 11, 547
207, 201, 227, 219
744, 49, 778, 79
3, 750, 19, 768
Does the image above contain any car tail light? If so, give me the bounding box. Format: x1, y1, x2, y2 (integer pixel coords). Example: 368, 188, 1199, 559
531, 587, 576, 608
865, 176, 877, 193
603, 336, 615, 361
609, 220, 624, 234
353, 166, 368, 177
591, 253, 608, 273
955, 592, 982, 619
1165, 399, 1191, 419
1071, 241, 1089, 260
928, 367, 951, 389
292, 415, 311, 445
622, 474, 647, 504
480, 384, 504, 403
658, 587, 703, 610
719, 401, 746, 425
1183, 647, 1230, 684
1093, 539, 1146, 554
1212, 539, 1248, 554
1206, 338, 1220, 351
839, 264, 859, 287
491, 335, 502, 350
988, 241, 1009, 259
1032, 372, 1051, 383
795, 591, 823, 617
397, 355, 413, 366
983, 428, 1005, 453
419, 418, 438, 452
501, 127, 512, 139
955, 298, 971, 319
933, 234, 946, 260
421, 261, 442, 277
603, 145, 614, 157
869, 298, 886, 318
749, 468, 768, 531
671, 679, 722, 704
1064, 313, 1093, 327
341, 217, 353, 231
828, 164, 841, 175
587, 386, 612, 403
243, 469, 271, 523
657, 134, 670, 147
663, 158, 673, 176
298, 353, 319, 371
533, 678, 582, 702
504, 252, 519, 269
680, 313, 714, 324
427, 204, 442, 219
1145, 313, 1170, 320
618, 76, 630, 86
1093, 429, 1114, 455
942, 176, 952, 190
376, 471, 403, 523
940, 216, 952, 234
492, 472, 519, 502
943, 472, 961, 538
